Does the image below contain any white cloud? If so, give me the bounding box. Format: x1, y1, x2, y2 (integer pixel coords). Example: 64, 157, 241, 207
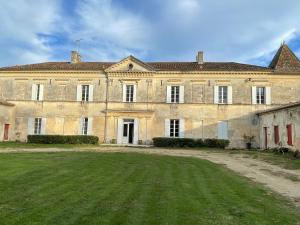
0, 0, 61, 66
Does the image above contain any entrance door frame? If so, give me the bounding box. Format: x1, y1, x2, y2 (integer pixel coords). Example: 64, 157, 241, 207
117, 118, 139, 145
263, 127, 268, 149
122, 119, 134, 144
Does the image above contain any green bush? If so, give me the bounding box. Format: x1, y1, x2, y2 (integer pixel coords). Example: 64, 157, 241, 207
152, 137, 230, 149
27, 135, 99, 144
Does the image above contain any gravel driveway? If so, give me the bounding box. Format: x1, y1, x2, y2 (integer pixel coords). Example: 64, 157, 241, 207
1, 147, 300, 206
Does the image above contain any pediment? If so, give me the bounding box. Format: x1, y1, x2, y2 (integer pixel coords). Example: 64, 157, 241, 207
105, 55, 155, 72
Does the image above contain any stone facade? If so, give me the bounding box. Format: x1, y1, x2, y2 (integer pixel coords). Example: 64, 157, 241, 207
258, 103, 300, 151
0, 44, 300, 149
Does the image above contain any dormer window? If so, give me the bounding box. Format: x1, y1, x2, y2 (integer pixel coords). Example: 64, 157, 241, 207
128, 63, 134, 71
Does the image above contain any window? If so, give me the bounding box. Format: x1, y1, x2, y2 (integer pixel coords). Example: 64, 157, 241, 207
218, 86, 228, 104
256, 87, 265, 104
36, 84, 41, 100
171, 86, 180, 103
287, 124, 293, 146
32, 84, 44, 101
81, 118, 89, 135
82, 85, 89, 101
274, 126, 279, 144
34, 118, 42, 135
170, 119, 180, 138
218, 121, 228, 139
126, 85, 134, 102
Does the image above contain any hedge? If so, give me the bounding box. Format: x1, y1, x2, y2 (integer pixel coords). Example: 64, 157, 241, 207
152, 137, 229, 149
27, 135, 99, 144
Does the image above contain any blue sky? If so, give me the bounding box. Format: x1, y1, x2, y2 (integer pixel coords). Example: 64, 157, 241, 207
0, 0, 300, 67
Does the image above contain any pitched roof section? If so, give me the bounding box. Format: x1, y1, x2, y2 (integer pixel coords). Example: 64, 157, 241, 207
269, 44, 300, 72
0, 61, 270, 72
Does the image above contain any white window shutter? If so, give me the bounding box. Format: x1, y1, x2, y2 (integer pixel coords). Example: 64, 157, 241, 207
87, 117, 93, 135
166, 86, 171, 103
77, 85, 82, 101
89, 85, 94, 102
122, 84, 127, 102
228, 86, 232, 104
252, 86, 257, 105
214, 86, 219, 104
31, 84, 37, 100
27, 118, 34, 135
41, 118, 47, 134
117, 118, 123, 144
179, 119, 185, 138
218, 121, 228, 139
165, 119, 170, 137
39, 84, 44, 101
179, 86, 185, 103
134, 119, 139, 144
133, 85, 137, 102
266, 86, 271, 105
79, 118, 83, 135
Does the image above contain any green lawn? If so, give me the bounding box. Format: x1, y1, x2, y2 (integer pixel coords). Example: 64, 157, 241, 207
0, 141, 99, 149
0, 152, 299, 225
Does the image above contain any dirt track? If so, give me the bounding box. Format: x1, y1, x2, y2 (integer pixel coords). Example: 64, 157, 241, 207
1, 147, 300, 206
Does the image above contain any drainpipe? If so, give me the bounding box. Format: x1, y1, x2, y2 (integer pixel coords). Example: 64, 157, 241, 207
103, 72, 109, 143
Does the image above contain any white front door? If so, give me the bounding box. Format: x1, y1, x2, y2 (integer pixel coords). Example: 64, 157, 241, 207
117, 118, 139, 145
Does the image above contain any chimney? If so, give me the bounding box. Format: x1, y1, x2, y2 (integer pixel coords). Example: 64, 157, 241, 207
196, 51, 204, 64
71, 51, 81, 63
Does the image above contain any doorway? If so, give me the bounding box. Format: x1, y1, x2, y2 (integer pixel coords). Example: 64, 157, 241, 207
122, 119, 134, 144
264, 127, 268, 149
3, 124, 10, 141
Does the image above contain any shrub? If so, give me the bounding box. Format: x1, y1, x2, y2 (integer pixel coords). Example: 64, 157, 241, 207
27, 135, 99, 144
152, 137, 230, 149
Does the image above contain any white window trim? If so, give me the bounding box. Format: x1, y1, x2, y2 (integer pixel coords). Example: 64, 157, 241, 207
123, 84, 137, 103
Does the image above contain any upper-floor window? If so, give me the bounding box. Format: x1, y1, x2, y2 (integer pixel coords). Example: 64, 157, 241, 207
166, 86, 184, 103
218, 86, 228, 104
214, 86, 232, 104
123, 84, 136, 102
34, 118, 42, 135
256, 87, 265, 104
77, 85, 93, 102
252, 86, 271, 105
31, 84, 44, 101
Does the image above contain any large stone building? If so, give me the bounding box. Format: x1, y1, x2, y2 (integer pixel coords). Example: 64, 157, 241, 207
0, 44, 300, 149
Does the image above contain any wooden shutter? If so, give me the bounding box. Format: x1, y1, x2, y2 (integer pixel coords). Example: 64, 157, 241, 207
179, 119, 185, 138
31, 84, 37, 100
227, 86, 232, 104
122, 84, 127, 102
133, 118, 139, 144
41, 118, 47, 134
166, 86, 171, 103
274, 126, 279, 144
214, 86, 219, 104
165, 119, 170, 137
87, 117, 93, 135
179, 86, 185, 103
39, 84, 44, 101
133, 85, 137, 102
117, 118, 123, 144
266, 86, 271, 105
88, 85, 94, 102
27, 117, 34, 135
287, 124, 293, 146
77, 85, 82, 101
252, 86, 257, 105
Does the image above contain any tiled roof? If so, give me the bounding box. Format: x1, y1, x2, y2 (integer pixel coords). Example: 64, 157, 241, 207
269, 44, 300, 72
257, 101, 300, 115
0, 61, 270, 72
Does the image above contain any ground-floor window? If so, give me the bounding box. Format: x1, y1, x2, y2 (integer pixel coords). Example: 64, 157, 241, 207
218, 121, 228, 139
170, 119, 180, 137
81, 118, 89, 135
34, 118, 42, 135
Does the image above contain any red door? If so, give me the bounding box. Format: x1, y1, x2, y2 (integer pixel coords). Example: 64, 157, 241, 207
287, 124, 293, 146
3, 124, 10, 141
264, 127, 268, 149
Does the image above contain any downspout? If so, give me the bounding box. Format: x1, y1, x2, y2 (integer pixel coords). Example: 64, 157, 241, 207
103, 72, 109, 143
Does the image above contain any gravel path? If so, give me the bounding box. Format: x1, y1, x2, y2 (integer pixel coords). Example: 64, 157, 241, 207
1, 147, 300, 206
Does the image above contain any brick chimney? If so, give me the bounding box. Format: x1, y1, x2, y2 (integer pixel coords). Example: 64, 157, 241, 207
196, 51, 204, 64
71, 51, 81, 63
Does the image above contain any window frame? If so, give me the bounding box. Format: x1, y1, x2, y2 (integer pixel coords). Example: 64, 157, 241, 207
218, 86, 228, 104
81, 117, 89, 135
171, 86, 180, 103
256, 87, 266, 104
126, 85, 134, 102
34, 118, 42, 135
81, 85, 89, 102
170, 119, 180, 138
